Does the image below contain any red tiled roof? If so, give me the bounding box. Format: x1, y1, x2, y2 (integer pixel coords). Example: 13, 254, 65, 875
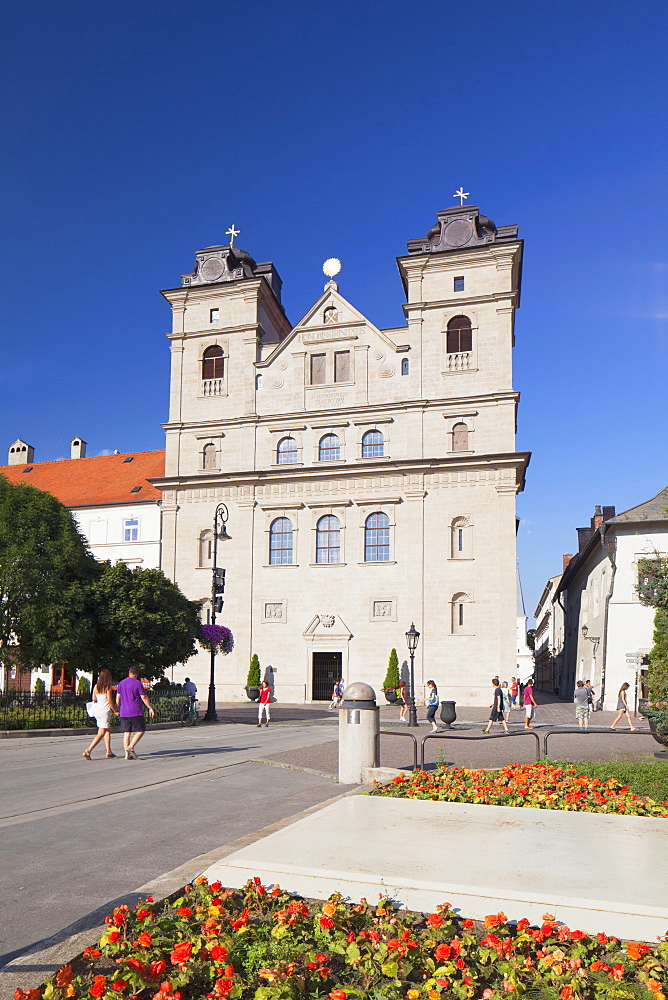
0, 450, 165, 507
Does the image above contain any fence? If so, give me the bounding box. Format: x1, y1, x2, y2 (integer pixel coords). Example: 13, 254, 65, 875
0, 689, 190, 731
374, 725, 654, 772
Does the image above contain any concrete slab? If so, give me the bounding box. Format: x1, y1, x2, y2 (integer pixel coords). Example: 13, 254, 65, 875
202, 795, 668, 941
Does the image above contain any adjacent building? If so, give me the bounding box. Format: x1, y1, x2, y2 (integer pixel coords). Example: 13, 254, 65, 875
155, 203, 531, 703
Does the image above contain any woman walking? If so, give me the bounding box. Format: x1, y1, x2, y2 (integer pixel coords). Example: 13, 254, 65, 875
523, 678, 538, 729
398, 679, 409, 722
257, 680, 272, 727
574, 679, 590, 730
501, 680, 512, 722
426, 680, 440, 733
484, 679, 509, 734
82, 670, 118, 759
611, 682, 637, 731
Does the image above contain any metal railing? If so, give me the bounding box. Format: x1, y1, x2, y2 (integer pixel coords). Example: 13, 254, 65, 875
542, 726, 652, 758
0, 689, 190, 731
420, 730, 542, 769
375, 729, 418, 771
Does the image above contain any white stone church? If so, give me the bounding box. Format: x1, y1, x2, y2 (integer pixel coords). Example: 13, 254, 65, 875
154, 203, 531, 704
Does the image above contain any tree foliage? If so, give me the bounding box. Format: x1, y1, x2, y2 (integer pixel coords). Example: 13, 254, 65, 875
0, 478, 99, 671
636, 549, 668, 704
92, 562, 201, 681
246, 653, 261, 688
383, 647, 400, 689
526, 628, 536, 650
637, 554, 668, 610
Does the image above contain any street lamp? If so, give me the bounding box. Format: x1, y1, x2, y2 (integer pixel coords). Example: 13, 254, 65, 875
405, 622, 421, 727
206, 502, 230, 722
581, 624, 600, 654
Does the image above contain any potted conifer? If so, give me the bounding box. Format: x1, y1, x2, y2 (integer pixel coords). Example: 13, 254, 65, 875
246, 653, 261, 702
382, 648, 400, 703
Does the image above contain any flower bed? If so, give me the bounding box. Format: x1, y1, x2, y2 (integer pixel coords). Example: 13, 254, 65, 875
370, 763, 668, 817
16, 877, 668, 1000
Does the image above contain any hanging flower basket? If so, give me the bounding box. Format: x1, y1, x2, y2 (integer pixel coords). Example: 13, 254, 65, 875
199, 624, 234, 655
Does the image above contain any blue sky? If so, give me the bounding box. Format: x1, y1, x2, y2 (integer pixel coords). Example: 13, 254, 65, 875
1, 0, 666, 618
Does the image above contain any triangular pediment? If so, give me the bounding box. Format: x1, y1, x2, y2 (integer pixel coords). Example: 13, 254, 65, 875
260, 283, 399, 366
303, 612, 353, 641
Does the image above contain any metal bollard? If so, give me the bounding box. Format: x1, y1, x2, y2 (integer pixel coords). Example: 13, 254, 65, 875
338, 682, 379, 784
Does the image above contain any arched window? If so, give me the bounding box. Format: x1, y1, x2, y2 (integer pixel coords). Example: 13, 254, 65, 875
269, 518, 293, 565
277, 436, 298, 464
452, 422, 469, 452
451, 592, 471, 634
446, 316, 473, 354
362, 429, 384, 458
202, 345, 224, 380
364, 512, 390, 562
202, 443, 217, 470
316, 515, 341, 563
451, 517, 470, 558
319, 433, 340, 461
323, 305, 338, 324
199, 530, 213, 567
401, 357, 409, 376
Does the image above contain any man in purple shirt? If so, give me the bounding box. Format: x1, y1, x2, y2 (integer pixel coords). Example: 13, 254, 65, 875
116, 666, 155, 760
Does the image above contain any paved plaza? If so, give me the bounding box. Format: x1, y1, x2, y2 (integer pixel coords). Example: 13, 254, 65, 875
0, 691, 664, 996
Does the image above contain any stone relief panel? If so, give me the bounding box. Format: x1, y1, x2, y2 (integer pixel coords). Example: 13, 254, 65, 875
369, 597, 397, 622
262, 600, 287, 623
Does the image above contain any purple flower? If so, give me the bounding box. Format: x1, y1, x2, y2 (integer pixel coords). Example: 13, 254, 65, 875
199, 624, 234, 654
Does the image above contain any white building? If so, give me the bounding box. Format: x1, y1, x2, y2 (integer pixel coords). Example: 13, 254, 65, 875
553, 490, 668, 710
533, 572, 565, 693
0, 439, 164, 692
156, 202, 531, 703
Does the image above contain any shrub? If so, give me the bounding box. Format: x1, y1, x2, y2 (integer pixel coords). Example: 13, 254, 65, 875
649, 608, 668, 704
246, 653, 261, 688
33, 677, 45, 697
383, 647, 400, 690
76, 675, 89, 696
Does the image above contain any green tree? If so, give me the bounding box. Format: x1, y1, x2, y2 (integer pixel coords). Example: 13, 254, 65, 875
526, 628, 536, 651
383, 648, 400, 690
0, 478, 99, 672
92, 562, 201, 681
637, 549, 668, 704
247, 653, 261, 688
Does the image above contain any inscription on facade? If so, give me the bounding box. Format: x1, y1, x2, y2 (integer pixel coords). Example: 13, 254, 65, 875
302, 328, 359, 344
308, 390, 350, 408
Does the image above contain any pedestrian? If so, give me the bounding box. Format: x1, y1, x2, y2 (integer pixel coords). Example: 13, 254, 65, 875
484, 679, 509, 734
523, 677, 537, 729
183, 676, 197, 699
257, 679, 272, 726
611, 682, 637, 731
426, 680, 440, 732
574, 679, 590, 730
398, 679, 409, 722
328, 680, 339, 709
501, 680, 512, 722
116, 666, 155, 760
335, 677, 345, 706
510, 676, 519, 707
584, 679, 597, 712
82, 669, 118, 760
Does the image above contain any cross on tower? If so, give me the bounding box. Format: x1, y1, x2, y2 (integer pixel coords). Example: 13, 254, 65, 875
453, 187, 470, 206
226, 224, 240, 247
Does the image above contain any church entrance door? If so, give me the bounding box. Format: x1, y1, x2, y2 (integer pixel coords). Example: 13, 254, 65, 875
312, 652, 342, 701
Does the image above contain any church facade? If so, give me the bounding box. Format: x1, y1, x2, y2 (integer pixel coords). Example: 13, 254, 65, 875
155, 204, 530, 704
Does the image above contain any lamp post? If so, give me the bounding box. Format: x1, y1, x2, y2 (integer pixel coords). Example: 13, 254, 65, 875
405, 622, 420, 727
206, 502, 230, 722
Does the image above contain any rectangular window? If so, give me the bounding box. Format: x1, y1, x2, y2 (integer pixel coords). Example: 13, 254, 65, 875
310, 353, 326, 385
124, 518, 139, 542
458, 528, 464, 552
210, 308, 220, 323
334, 350, 351, 382
454, 276, 465, 292
458, 603, 464, 626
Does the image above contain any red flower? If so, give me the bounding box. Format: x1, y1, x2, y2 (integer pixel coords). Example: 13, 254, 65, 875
107, 930, 121, 943
56, 965, 74, 985
213, 978, 234, 995
136, 909, 152, 921
329, 992, 347, 1000
560, 988, 574, 1000
320, 916, 335, 929
177, 907, 192, 918
462, 919, 474, 928
137, 932, 153, 948
210, 881, 222, 892
170, 942, 193, 965
428, 913, 443, 928
150, 960, 168, 977
112, 982, 128, 993
89, 979, 107, 997
210, 946, 228, 962
435, 943, 452, 961
457, 958, 466, 970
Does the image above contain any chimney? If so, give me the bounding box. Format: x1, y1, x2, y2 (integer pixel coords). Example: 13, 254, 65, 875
592, 504, 603, 529
563, 554, 574, 572
577, 527, 595, 552
71, 437, 87, 459
8, 439, 35, 466
602, 505, 616, 521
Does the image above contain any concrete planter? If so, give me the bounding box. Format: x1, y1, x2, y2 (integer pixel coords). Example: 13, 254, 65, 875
383, 689, 398, 704
440, 700, 457, 727
245, 686, 260, 702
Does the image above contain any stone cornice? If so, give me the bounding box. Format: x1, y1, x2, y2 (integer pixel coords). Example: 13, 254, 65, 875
160, 391, 520, 435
